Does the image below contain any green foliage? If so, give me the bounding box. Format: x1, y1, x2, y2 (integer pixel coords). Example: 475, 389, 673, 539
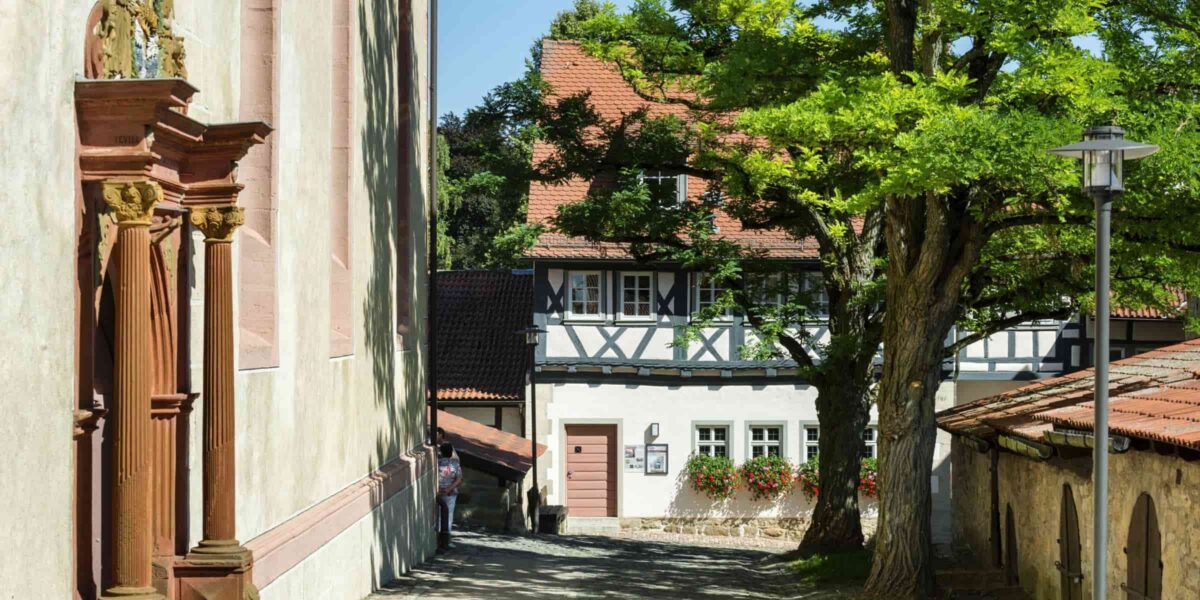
684, 453, 739, 500
739, 454, 795, 501
787, 550, 874, 585
439, 70, 545, 269
533, 0, 1200, 359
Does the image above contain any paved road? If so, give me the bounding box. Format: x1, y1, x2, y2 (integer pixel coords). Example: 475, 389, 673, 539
368, 529, 853, 600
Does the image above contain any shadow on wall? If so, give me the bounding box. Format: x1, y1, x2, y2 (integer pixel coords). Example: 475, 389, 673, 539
358, 0, 431, 590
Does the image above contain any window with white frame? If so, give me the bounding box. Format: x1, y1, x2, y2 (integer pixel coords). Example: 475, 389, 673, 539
862, 426, 877, 459
695, 425, 729, 458
804, 425, 820, 461
694, 273, 729, 317
567, 271, 603, 319
620, 272, 653, 319
749, 425, 783, 458
640, 169, 687, 206
751, 273, 784, 311
800, 271, 830, 317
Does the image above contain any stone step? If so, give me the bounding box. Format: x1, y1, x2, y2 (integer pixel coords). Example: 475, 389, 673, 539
565, 516, 621, 534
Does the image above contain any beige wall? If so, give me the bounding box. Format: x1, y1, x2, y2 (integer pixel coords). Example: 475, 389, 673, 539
0, 2, 96, 597
0, 0, 431, 596
953, 440, 1200, 598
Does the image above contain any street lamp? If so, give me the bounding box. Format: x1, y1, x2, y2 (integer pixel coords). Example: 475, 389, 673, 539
1050, 125, 1158, 600
517, 325, 546, 534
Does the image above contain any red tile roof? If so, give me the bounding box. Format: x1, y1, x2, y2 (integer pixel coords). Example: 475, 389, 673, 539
1110, 289, 1188, 319
938, 339, 1200, 451
529, 40, 815, 260
435, 270, 532, 402
436, 409, 546, 479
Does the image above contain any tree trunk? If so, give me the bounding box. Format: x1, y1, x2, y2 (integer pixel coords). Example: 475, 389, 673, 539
797, 374, 872, 555
862, 327, 944, 598
863, 194, 975, 597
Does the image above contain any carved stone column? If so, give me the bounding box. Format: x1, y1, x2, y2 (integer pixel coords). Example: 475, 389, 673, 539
101, 181, 165, 600
178, 206, 252, 598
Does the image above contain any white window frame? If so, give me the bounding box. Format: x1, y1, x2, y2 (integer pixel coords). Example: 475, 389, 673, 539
862, 425, 877, 459
803, 424, 820, 462
566, 270, 605, 321
799, 271, 830, 319
618, 271, 655, 321
747, 423, 785, 459
693, 273, 731, 320
694, 424, 730, 458
640, 169, 688, 206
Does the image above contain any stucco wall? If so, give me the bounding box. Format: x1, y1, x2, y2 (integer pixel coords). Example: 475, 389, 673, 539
0, 2, 95, 597
538, 381, 879, 519
952, 441, 1200, 599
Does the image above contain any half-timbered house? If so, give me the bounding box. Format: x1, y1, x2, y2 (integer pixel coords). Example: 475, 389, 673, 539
526, 40, 1189, 541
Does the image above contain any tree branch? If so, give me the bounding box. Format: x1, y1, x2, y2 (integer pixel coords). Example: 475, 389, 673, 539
945, 307, 1075, 357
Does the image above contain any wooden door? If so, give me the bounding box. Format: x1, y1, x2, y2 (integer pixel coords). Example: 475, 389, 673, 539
1005, 504, 1019, 586
1125, 493, 1163, 600
564, 424, 617, 517
1058, 485, 1083, 600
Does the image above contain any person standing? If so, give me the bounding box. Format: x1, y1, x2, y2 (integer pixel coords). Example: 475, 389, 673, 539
436, 441, 462, 552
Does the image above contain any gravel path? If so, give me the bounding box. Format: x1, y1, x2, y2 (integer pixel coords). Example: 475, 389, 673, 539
367, 529, 856, 600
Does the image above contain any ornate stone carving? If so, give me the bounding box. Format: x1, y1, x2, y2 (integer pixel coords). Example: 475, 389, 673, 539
103, 180, 162, 225
85, 0, 187, 80
190, 207, 244, 242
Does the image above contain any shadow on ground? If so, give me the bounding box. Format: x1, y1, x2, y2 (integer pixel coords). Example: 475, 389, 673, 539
370, 530, 859, 599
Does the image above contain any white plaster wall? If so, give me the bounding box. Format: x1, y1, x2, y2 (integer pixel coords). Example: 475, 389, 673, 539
172, 0, 434, 595
0, 2, 95, 596
259, 469, 436, 600
540, 382, 879, 518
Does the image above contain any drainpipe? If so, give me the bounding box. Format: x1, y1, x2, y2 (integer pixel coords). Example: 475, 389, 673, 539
426, 0, 439, 443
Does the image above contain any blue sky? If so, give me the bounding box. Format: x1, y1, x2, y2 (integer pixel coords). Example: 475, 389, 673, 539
438, 0, 633, 118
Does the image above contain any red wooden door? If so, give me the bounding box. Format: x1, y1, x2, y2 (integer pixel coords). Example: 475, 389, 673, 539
564, 425, 617, 517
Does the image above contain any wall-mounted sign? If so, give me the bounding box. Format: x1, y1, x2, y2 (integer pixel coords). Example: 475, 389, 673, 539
645, 444, 669, 475
624, 445, 644, 472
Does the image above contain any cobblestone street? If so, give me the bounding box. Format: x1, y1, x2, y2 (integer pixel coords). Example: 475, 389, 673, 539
368, 529, 854, 600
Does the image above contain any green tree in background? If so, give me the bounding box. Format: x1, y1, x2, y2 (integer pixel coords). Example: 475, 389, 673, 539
523, 1, 1200, 596
438, 0, 609, 269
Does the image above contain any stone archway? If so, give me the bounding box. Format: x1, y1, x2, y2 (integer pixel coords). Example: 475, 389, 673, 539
1057, 484, 1082, 600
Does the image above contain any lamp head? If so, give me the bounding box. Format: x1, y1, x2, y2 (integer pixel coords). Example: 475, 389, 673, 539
1049, 126, 1159, 194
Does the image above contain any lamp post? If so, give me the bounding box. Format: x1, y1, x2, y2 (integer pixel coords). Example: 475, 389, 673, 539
1050, 126, 1158, 600
518, 325, 546, 534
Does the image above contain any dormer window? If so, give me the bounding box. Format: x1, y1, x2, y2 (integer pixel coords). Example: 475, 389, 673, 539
567, 271, 604, 320
640, 170, 688, 206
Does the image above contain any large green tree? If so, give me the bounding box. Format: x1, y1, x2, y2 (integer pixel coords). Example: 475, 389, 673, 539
529, 0, 1200, 596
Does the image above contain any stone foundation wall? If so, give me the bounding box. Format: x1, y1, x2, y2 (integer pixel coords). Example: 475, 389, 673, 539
619, 516, 878, 542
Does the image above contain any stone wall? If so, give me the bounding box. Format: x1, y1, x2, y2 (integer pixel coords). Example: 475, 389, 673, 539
951, 437, 1200, 598
618, 516, 878, 543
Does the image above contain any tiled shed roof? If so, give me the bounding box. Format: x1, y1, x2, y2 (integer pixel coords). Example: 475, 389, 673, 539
435, 270, 532, 402
529, 40, 815, 260
436, 409, 546, 480
937, 339, 1200, 451
1110, 289, 1188, 319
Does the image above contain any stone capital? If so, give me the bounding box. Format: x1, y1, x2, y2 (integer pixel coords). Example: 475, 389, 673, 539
103, 181, 162, 225
190, 206, 245, 242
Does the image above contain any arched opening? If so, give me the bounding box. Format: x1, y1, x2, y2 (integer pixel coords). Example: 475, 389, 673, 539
1125, 493, 1162, 600
1058, 484, 1083, 600
1005, 503, 1019, 585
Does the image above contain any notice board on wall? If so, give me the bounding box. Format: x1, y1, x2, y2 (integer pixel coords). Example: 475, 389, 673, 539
624, 445, 644, 472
